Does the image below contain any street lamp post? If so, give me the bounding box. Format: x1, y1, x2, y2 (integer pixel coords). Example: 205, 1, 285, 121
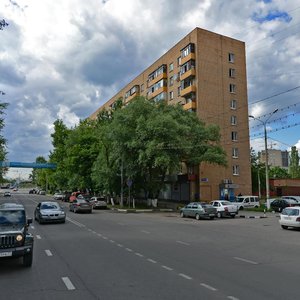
249, 109, 278, 201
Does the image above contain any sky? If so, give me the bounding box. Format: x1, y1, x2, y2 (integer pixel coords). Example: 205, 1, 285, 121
1, 0, 300, 179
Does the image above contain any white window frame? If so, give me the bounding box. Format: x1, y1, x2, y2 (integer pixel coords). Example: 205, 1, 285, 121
231, 115, 237, 125
169, 91, 174, 100
230, 84, 236, 93
230, 99, 237, 110
229, 53, 235, 63
231, 131, 238, 141
233, 165, 239, 176
169, 63, 174, 72
232, 147, 239, 158
229, 68, 236, 78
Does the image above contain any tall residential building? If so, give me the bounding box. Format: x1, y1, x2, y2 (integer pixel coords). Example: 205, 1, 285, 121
259, 149, 289, 168
90, 27, 252, 201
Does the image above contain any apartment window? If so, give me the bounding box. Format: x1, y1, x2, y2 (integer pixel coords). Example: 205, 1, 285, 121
229, 53, 235, 63
180, 60, 195, 75
169, 63, 174, 72
152, 92, 167, 103
177, 56, 181, 67
232, 147, 239, 158
169, 91, 174, 100
181, 43, 195, 58
148, 65, 167, 82
148, 79, 167, 95
229, 84, 236, 93
229, 68, 236, 78
141, 84, 144, 92
231, 115, 237, 125
233, 165, 239, 175
230, 99, 237, 110
231, 131, 238, 141
177, 87, 181, 96
169, 76, 174, 86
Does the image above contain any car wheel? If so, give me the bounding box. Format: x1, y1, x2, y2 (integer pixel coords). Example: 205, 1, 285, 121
180, 212, 185, 218
239, 206, 244, 210
195, 213, 200, 220
281, 225, 288, 230
217, 212, 222, 218
23, 252, 33, 267
231, 214, 236, 218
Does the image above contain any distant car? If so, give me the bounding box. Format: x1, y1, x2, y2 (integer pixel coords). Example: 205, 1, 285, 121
279, 207, 300, 230
34, 201, 66, 224
180, 202, 216, 220
4, 191, 11, 197
39, 190, 46, 195
69, 198, 92, 213
232, 196, 260, 210
281, 196, 300, 203
53, 192, 65, 201
89, 196, 107, 209
270, 198, 299, 212
210, 200, 238, 218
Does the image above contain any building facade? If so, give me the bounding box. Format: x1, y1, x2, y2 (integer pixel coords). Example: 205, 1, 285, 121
90, 27, 252, 201
259, 149, 289, 168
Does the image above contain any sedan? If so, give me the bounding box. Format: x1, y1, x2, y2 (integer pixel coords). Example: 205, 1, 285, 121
210, 200, 238, 218
180, 202, 216, 220
89, 196, 107, 209
69, 198, 92, 213
279, 207, 300, 230
270, 198, 299, 212
34, 201, 66, 224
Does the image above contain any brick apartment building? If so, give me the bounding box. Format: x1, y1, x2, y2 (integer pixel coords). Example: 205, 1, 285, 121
90, 27, 252, 201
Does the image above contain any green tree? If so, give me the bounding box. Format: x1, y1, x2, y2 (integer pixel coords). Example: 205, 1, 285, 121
289, 146, 300, 178
269, 166, 290, 179
0, 102, 9, 182
34, 156, 47, 189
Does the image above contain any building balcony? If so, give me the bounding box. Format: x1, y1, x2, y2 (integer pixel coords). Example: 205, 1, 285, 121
180, 68, 196, 81
148, 72, 167, 87
180, 53, 196, 65
183, 101, 196, 111
149, 86, 168, 99
180, 85, 196, 97
125, 91, 140, 103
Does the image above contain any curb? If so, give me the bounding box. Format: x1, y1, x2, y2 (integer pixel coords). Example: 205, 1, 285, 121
238, 215, 267, 219
111, 208, 174, 213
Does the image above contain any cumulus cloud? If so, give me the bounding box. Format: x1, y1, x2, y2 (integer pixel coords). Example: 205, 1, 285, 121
0, 0, 300, 167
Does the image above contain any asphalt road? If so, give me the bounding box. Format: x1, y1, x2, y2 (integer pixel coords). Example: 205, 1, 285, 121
1, 191, 300, 300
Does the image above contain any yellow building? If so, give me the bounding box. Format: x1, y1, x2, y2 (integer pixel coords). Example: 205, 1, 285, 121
90, 27, 252, 201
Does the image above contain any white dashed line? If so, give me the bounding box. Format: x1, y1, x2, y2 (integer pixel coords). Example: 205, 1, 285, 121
227, 296, 240, 300
125, 248, 133, 252
45, 250, 53, 256
176, 240, 190, 246
67, 217, 85, 228
162, 265, 173, 271
147, 258, 157, 264
97, 233, 102, 237
117, 244, 124, 248
135, 252, 144, 257
179, 273, 192, 280
233, 257, 258, 265
62, 277, 75, 290
109, 240, 115, 243
30, 225, 35, 230
102, 236, 108, 240
36, 235, 41, 239
141, 230, 150, 234
200, 283, 217, 291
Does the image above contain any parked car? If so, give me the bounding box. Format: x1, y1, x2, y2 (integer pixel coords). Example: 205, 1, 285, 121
180, 202, 216, 220
89, 196, 107, 209
53, 192, 65, 201
69, 198, 92, 213
39, 190, 46, 195
279, 207, 300, 229
281, 196, 300, 203
210, 200, 238, 218
232, 196, 260, 210
34, 201, 66, 224
270, 198, 299, 212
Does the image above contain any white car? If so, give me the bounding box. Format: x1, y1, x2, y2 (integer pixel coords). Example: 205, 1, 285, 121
279, 207, 300, 230
89, 197, 107, 209
210, 200, 238, 218
232, 196, 260, 210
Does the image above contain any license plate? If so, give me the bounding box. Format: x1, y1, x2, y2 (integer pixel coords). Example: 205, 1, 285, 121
209, 214, 215, 217
284, 217, 291, 220
0, 251, 12, 257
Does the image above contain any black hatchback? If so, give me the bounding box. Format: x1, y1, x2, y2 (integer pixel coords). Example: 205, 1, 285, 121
270, 198, 299, 212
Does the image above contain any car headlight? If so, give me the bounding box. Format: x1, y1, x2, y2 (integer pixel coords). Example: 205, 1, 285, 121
16, 234, 23, 242
60, 211, 65, 215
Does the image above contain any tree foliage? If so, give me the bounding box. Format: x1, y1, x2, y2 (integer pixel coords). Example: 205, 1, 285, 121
289, 146, 300, 178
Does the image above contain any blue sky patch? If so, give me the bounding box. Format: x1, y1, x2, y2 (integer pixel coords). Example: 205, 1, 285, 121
252, 9, 292, 23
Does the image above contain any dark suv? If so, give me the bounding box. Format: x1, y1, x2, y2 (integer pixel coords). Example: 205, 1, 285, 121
0, 203, 34, 267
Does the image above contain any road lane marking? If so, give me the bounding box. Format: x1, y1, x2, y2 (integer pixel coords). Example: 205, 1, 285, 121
233, 257, 258, 265
36, 235, 41, 239
179, 273, 192, 280
147, 258, 157, 264
102, 236, 108, 240
97, 233, 102, 237
135, 252, 144, 257
66, 217, 85, 228
45, 250, 53, 256
125, 248, 133, 252
227, 296, 240, 300
109, 240, 115, 243
141, 230, 150, 234
30, 225, 35, 230
176, 240, 190, 246
117, 244, 124, 247
162, 265, 173, 271
200, 283, 217, 291
62, 277, 75, 290
117, 222, 125, 226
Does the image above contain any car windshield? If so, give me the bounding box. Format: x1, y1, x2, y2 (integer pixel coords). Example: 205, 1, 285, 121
221, 201, 231, 205
236, 198, 244, 202
282, 209, 300, 216
0, 210, 26, 225
41, 203, 59, 210
77, 199, 87, 203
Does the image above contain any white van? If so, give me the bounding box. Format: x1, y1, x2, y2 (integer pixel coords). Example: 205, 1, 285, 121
232, 196, 260, 210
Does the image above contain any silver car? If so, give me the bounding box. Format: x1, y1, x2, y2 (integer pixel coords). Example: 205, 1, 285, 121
180, 202, 216, 220
89, 196, 107, 209
34, 201, 66, 224
69, 198, 92, 213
